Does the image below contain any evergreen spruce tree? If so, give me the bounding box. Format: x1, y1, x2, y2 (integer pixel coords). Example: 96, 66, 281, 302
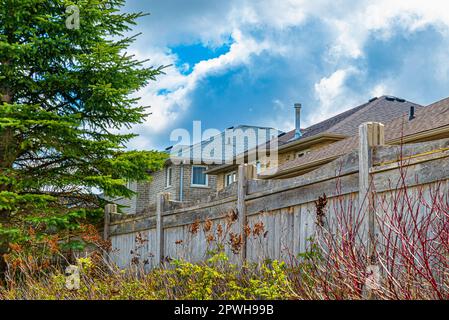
0, 0, 167, 273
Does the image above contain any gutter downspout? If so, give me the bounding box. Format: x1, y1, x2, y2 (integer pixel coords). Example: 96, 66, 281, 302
179, 162, 184, 202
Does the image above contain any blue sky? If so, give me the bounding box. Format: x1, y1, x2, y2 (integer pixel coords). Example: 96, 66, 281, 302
122, 0, 449, 150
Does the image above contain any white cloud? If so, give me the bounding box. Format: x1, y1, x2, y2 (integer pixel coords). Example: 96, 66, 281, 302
311, 67, 361, 124
315, 69, 351, 104
370, 84, 389, 98
124, 0, 449, 149
324, 0, 449, 61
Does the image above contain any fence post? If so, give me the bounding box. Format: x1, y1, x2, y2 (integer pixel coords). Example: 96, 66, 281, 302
359, 122, 384, 299
104, 204, 116, 241
237, 164, 249, 263
156, 192, 169, 266
103, 204, 116, 265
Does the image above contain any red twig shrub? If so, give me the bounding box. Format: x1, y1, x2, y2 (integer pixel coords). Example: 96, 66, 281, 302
307, 158, 449, 299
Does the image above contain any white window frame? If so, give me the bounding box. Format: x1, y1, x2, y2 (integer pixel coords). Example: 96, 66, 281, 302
191, 165, 209, 187
225, 171, 237, 187
256, 161, 262, 174
165, 167, 173, 188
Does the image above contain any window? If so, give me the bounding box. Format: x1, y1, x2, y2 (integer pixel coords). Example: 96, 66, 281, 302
225, 171, 237, 187
256, 161, 262, 174
191, 166, 208, 186
165, 167, 173, 188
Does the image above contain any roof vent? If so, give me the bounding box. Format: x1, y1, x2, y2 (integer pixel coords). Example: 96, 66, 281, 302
385, 96, 396, 102
396, 98, 406, 103
409, 106, 416, 121
369, 97, 378, 103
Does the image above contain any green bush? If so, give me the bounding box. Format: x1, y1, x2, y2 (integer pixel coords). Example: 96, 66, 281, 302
0, 251, 297, 300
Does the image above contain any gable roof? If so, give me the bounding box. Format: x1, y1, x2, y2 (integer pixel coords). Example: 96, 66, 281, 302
278, 95, 423, 146
263, 96, 449, 178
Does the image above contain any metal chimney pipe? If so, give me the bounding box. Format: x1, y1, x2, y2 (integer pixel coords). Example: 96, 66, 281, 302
409, 106, 415, 121
294, 103, 302, 139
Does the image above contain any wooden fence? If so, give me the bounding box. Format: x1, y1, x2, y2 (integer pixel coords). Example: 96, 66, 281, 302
105, 123, 449, 271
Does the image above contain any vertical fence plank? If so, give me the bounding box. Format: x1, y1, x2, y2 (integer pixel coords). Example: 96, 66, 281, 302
293, 205, 301, 257
156, 193, 168, 266
104, 204, 116, 241
103, 204, 116, 265
237, 164, 248, 262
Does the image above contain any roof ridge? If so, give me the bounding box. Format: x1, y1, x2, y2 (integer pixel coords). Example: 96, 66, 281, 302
298, 100, 370, 135
426, 96, 449, 107
318, 97, 383, 134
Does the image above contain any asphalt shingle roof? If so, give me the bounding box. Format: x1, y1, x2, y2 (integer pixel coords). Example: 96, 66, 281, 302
278, 95, 423, 146
268, 96, 449, 176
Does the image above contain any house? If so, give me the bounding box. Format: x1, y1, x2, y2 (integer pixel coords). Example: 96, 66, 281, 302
206, 95, 423, 186
262, 96, 449, 179
115, 125, 280, 214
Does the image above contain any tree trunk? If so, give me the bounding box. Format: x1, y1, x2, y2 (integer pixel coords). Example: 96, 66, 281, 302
0, 245, 7, 280
0, 75, 13, 279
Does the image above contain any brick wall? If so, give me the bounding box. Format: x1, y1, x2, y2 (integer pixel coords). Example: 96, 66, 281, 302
144, 166, 179, 211
181, 165, 217, 203
128, 164, 218, 214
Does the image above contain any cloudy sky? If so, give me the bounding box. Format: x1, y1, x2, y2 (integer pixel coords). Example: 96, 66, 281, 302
122, 0, 449, 150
